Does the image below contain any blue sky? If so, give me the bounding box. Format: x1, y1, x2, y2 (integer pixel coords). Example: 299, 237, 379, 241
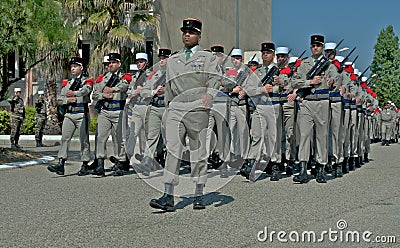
272, 0, 399, 76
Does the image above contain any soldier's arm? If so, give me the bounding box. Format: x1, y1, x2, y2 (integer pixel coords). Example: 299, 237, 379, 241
75, 78, 94, 97
57, 80, 69, 105
112, 74, 131, 93
291, 60, 312, 89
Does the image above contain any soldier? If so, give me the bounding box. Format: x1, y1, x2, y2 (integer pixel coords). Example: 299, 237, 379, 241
91, 53, 131, 176
291, 34, 338, 183
225, 48, 250, 167
134, 48, 172, 175
47, 56, 93, 175
381, 101, 395, 146
34, 90, 47, 147
149, 18, 221, 211
8, 88, 25, 149
126, 53, 149, 163
240, 42, 281, 182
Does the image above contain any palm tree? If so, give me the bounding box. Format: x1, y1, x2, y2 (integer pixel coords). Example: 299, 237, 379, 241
64, 0, 159, 76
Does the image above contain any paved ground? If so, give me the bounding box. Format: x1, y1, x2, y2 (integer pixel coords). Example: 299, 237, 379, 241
0, 140, 399, 247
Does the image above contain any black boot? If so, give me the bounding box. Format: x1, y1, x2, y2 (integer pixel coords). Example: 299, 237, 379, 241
342, 157, 349, 174
363, 153, 369, 163
11, 140, 17, 149
293, 161, 309, 183
149, 193, 174, 212
381, 140, 385, 146
316, 165, 327, 183
77, 161, 90, 176
354, 157, 360, 168
87, 158, 98, 171
91, 158, 105, 177
36, 140, 41, 147
335, 163, 343, 178
240, 159, 254, 180
358, 156, 364, 166
285, 161, 294, 176
385, 140, 390, 146
47, 158, 65, 175
270, 164, 280, 181
348, 157, 354, 171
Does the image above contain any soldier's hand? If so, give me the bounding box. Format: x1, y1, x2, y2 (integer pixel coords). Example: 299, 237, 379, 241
339, 86, 345, 96
104, 86, 114, 94
136, 86, 142, 93
155, 85, 164, 95
326, 78, 333, 87
231, 86, 241, 94
288, 93, 297, 102
310, 76, 322, 85
201, 94, 212, 109
67, 97, 77, 103
356, 98, 361, 104
102, 92, 113, 99
66, 90, 76, 97
238, 90, 246, 99
347, 93, 353, 99
262, 84, 273, 93
273, 75, 281, 85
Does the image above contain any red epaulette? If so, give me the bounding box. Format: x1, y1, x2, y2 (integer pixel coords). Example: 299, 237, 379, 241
96, 74, 104, 83
62, 79, 69, 87
332, 59, 341, 71
148, 69, 158, 80
280, 67, 291, 75
121, 73, 132, 82
84, 77, 94, 86
345, 66, 354, 73
295, 59, 302, 68
225, 69, 237, 77
350, 74, 358, 81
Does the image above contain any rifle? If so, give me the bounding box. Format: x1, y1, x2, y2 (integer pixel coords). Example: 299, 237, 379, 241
59, 77, 83, 116
338, 47, 356, 73
306, 39, 343, 80
236, 53, 257, 87
261, 49, 292, 86
221, 47, 235, 68
289, 50, 306, 76
357, 66, 370, 82
94, 73, 120, 113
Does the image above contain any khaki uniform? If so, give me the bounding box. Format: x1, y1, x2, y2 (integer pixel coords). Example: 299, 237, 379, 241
291, 56, 338, 164
92, 71, 130, 161
381, 108, 395, 141
140, 68, 166, 160
57, 76, 92, 161
126, 70, 150, 160
34, 98, 47, 143
243, 64, 278, 163
8, 95, 25, 146
163, 47, 221, 185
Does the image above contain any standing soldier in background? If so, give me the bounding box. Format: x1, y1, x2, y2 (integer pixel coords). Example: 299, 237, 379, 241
47, 56, 93, 175
134, 48, 171, 175
91, 53, 131, 176
381, 101, 395, 146
149, 18, 221, 211
8, 88, 25, 149
34, 90, 47, 147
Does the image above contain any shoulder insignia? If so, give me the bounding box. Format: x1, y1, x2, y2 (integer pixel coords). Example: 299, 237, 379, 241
280, 67, 291, 75
332, 60, 341, 70
148, 69, 159, 80
96, 74, 104, 83
225, 69, 237, 77
121, 73, 132, 82
84, 77, 94, 86
62, 79, 69, 88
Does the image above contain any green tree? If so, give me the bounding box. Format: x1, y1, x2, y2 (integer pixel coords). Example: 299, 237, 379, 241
371, 25, 400, 106
64, 0, 159, 76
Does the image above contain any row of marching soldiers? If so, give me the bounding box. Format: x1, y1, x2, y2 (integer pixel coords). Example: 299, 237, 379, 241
47, 34, 400, 184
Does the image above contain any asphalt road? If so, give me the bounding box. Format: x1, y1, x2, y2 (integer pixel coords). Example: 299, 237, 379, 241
0, 141, 399, 247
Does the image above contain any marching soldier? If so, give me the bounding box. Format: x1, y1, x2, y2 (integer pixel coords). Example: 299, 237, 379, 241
225, 48, 250, 166
240, 42, 281, 182
8, 88, 25, 149
291, 35, 338, 183
149, 18, 221, 211
126, 53, 149, 163
134, 48, 171, 175
91, 53, 131, 176
34, 90, 47, 147
47, 56, 93, 175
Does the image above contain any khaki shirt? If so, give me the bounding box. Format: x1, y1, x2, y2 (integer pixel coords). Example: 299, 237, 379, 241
58, 75, 93, 105
141, 68, 166, 103
92, 71, 130, 102
8, 96, 25, 117
164, 46, 221, 104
